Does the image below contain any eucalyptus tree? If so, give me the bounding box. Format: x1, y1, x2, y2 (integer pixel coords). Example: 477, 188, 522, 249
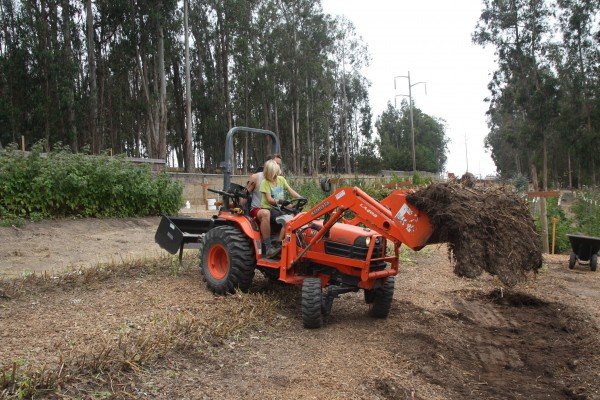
555, 0, 599, 186
475, 0, 560, 252
330, 16, 370, 174
0, 0, 376, 176
376, 102, 447, 173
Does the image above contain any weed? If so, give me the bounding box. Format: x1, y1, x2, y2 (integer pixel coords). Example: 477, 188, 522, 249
0, 218, 25, 228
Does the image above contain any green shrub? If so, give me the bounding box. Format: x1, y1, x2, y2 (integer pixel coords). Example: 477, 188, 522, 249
572, 190, 600, 237
288, 176, 393, 206
543, 197, 571, 253
531, 197, 578, 254
288, 178, 326, 207
0, 143, 183, 220
412, 172, 432, 186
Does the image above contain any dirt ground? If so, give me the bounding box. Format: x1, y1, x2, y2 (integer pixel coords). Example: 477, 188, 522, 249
0, 217, 163, 277
1, 218, 599, 399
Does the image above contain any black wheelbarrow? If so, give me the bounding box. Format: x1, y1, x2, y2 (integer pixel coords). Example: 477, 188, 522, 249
567, 234, 600, 271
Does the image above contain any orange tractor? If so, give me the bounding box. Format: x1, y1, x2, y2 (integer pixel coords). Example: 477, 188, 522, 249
156, 127, 435, 328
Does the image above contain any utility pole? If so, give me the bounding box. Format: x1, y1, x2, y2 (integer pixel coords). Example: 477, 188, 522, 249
464, 132, 469, 173
394, 72, 426, 173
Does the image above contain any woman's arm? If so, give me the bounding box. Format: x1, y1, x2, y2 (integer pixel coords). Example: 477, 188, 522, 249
264, 190, 277, 206
280, 176, 303, 199
287, 186, 302, 199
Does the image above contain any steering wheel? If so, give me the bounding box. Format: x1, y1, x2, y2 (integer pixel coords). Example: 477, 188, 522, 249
280, 198, 308, 214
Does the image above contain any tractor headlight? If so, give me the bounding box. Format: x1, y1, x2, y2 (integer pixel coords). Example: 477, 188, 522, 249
365, 237, 371, 247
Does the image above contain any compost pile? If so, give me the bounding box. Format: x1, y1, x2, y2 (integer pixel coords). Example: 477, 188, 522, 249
406, 180, 542, 286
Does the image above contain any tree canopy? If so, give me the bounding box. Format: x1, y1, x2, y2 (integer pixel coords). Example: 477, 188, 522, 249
474, 0, 600, 187
376, 101, 448, 173
0, 0, 380, 175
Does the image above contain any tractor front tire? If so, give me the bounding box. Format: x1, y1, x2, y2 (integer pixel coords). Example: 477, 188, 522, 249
568, 252, 577, 269
368, 277, 395, 319
200, 226, 255, 294
302, 277, 323, 329
590, 254, 598, 272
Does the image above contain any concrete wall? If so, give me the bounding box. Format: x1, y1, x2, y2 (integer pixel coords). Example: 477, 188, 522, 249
168, 172, 405, 213
169, 173, 252, 215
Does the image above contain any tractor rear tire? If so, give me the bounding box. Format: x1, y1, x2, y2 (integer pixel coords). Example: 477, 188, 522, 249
590, 254, 598, 272
568, 252, 577, 269
200, 225, 255, 294
302, 277, 323, 329
368, 276, 395, 319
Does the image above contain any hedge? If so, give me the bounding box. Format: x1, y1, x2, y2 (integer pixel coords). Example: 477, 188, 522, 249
0, 143, 182, 221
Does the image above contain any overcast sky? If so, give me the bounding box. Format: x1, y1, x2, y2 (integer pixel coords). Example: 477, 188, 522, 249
321, 0, 498, 177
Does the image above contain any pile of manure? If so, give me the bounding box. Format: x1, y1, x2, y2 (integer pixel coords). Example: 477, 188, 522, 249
407, 180, 542, 286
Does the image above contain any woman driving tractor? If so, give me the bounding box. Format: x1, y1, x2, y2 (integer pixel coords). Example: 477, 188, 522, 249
258, 159, 304, 258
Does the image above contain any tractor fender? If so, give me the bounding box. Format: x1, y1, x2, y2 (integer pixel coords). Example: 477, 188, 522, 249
217, 213, 262, 254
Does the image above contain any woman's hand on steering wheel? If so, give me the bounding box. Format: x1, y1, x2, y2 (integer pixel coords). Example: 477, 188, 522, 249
279, 197, 307, 214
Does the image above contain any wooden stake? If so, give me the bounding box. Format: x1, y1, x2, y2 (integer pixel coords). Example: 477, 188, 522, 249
21, 136, 25, 152
202, 183, 209, 209
551, 217, 558, 255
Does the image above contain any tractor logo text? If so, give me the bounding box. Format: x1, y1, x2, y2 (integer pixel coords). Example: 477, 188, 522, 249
311, 201, 331, 216
359, 203, 378, 219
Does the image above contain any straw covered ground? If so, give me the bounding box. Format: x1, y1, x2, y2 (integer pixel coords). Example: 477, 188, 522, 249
1, 216, 599, 399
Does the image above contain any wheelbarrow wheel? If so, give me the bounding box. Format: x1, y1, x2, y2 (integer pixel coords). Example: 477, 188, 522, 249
590, 254, 598, 272
568, 252, 577, 269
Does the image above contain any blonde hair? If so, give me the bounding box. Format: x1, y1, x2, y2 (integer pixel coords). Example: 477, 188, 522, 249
263, 159, 280, 182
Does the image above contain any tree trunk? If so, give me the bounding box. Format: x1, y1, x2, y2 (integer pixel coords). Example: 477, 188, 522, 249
340, 72, 351, 174
291, 110, 297, 174
295, 97, 300, 173
172, 57, 186, 164
530, 149, 549, 254
568, 151, 572, 189
540, 136, 549, 254
326, 117, 331, 174
217, 8, 232, 131
39, 0, 51, 151
157, 4, 167, 160
86, 0, 97, 153
243, 87, 249, 174
98, 58, 105, 152
183, 0, 194, 172
592, 158, 596, 186
273, 100, 279, 158
306, 77, 312, 176
137, 48, 157, 157
61, 0, 78, 152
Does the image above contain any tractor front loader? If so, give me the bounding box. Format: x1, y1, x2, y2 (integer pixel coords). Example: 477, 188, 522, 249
156, 127, 435, 328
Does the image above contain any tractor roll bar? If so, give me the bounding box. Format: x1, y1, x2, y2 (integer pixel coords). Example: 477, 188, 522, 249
221, 127, 280, 191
